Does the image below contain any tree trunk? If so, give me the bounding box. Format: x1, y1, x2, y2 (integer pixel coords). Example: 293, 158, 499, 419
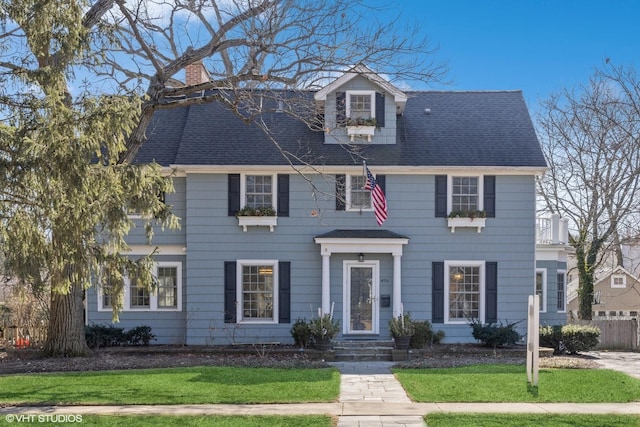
43, 283, 89, 357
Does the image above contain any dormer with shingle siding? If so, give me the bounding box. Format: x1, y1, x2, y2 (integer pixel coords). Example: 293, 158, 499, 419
314, 64, 407, 145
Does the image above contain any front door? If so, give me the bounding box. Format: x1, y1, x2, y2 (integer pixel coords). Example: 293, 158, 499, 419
344, 261, 379, 335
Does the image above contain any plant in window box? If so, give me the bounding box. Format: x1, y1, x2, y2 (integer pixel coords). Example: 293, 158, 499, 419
236, 206, 277, 217
236, 206, 277, 232
447, 210, 487, 220
389, 312, 415, 350
346, 117, 377, 142
346, 117, 377, 127
308, 314, 340, 350
447, 210, 487, 233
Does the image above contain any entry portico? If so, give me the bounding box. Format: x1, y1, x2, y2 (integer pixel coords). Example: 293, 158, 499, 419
314, 230, 410, 326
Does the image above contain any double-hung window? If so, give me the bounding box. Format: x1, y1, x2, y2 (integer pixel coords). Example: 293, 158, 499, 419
237, 260, 278, 323
347, 174, 371, 211
535, 269, 547, 312
98, 262, 182, 312
445, 261, 485, 323
557, 271, 566, 312
244, 175, 273, 209
451, 176, 481, 213
346, 90, 375, 123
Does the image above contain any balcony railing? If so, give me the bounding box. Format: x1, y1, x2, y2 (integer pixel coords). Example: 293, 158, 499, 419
536, 214, 569, 245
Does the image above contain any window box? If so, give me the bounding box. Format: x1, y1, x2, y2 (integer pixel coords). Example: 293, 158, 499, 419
346, 125, 376, 142
238, 215, 278, 232
447, 217, 486, 233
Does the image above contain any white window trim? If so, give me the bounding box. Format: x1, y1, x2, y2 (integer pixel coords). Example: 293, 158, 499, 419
444, 260, 485, 324
535, 268, 547, 313
611, 274, 627, 288
346, 174, 373, 212
557, 269, 567, 313
447, 174, 484, 214
236, 259, 279, 324
346, 90, 376, 120
98, 262, 182, 312
240, 173, 277, 210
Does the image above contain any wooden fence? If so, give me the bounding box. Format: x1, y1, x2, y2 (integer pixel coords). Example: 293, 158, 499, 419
571, 319, 638, 351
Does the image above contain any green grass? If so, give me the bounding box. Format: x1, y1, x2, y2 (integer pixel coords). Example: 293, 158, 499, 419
0, 366, 340, 405
425, 413, 640, 427
0, 415, 333, 427
394, 364, 640, 402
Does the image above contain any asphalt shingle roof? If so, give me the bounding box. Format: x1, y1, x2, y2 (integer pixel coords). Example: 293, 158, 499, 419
137, 90, 546, 168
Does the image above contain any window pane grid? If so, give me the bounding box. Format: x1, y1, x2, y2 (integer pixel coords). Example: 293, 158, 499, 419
452, 177, 479, 212
350, 94, 372, 119
130, 278, 150, 308
449, 266, 480, 320
246, 175, 272, 208
349, 176, 371, 209
557, 273, 566, 311
242, 265, 274, 319
157, 267, 177, 308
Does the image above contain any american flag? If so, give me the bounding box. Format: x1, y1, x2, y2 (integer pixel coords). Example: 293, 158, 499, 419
364, 165, 388, 226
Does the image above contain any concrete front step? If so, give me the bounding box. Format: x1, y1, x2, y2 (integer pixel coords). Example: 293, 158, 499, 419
332, 340, 396, 362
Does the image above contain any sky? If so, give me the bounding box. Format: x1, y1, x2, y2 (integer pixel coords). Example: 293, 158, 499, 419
398, 1, 640, 113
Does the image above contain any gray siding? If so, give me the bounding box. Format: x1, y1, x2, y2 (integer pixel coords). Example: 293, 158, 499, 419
88, 171, 539, 345
537, 260, 568, 325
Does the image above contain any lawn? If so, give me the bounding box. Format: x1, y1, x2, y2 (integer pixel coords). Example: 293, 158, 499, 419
394, 364, 640, 403
0, 415, 334, 427
425, 413, 640, 427
0, 366, 340, 405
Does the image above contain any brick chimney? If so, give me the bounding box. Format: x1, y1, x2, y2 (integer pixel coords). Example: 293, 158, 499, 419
185, 61, 210, 85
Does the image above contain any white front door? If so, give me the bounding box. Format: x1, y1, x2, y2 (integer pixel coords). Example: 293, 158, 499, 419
344, 261, 379, 335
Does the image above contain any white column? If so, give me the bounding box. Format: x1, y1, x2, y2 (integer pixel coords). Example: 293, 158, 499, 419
392, 254, 402, 317
321, 253, 331, 314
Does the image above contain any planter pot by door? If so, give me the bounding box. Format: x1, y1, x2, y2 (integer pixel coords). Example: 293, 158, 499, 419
314, 338, 332, 351
394, 336, 411, 350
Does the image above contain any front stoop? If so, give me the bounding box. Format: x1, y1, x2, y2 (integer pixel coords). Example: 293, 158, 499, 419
332, 340, 395, 362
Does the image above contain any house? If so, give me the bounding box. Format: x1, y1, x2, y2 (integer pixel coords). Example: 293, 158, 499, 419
86, 64, 570, 345
567, 265, 640, 320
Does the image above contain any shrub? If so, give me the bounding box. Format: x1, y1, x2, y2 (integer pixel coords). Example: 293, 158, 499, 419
539, 324, 600, 355
290, 318, 311, 348
85, 324, 156, 348
409, 320, 445, 348
469, 319, 522, 348
85, 324, 125, 349
539, 324, 564, 354
389, 312, 415, 338
308, 314, 340, 341
125, 325, 156, 346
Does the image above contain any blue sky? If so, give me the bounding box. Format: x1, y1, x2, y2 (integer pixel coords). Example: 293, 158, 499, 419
399, 1, 640, 111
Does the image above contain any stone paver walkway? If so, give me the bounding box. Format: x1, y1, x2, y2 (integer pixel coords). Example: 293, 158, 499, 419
330, 361, 426, 427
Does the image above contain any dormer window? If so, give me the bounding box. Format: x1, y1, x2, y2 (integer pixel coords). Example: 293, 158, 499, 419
347, 91, 375, 123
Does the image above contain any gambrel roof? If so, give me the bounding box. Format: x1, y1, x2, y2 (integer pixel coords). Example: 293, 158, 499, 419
137, 90, 547, 169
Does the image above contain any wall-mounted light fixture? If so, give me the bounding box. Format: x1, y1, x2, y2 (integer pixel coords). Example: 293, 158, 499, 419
358, 253, 365, 263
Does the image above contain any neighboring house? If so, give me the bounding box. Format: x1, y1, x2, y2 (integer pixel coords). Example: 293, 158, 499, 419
567, 265, 640, 320
86, 64, 570, 345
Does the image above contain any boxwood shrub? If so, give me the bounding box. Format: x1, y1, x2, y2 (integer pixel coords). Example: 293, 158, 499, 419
539, 324, 600, 354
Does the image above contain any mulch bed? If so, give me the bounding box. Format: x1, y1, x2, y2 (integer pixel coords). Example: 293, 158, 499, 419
0, 344, 601, 375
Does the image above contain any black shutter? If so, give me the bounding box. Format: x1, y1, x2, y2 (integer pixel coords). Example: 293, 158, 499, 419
228, 174, 241, 216
485, 262, 498, 323
277, 174, 289, 217
278, 261, 291, 323
336, 174, 346, 211
435, 175, 448, 218
432, 262, 445, 323
224, 261, 237, 323
376, 174, 386, 193
484, 175, 496, 218
336, 92, 346, 127
375, 92, 385, 127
